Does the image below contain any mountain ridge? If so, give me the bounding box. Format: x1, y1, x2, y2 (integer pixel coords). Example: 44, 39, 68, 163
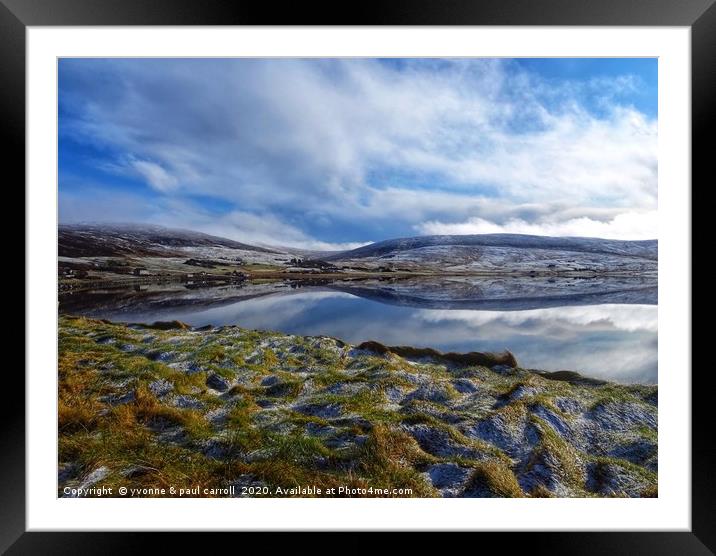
321, 233, 657, 261
59, 223, 277, 258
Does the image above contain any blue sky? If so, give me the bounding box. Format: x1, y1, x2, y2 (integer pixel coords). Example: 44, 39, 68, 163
59, 58, 658, 249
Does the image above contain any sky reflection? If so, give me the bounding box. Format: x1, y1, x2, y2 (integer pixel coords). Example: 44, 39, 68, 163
89, 290, 657, 384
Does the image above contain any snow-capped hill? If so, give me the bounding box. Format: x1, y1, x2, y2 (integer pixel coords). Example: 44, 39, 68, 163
59, 223, 277, 257
326, 234, 657, 260
321, 234, 657, 273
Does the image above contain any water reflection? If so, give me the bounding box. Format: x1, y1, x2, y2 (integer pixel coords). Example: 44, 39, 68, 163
61, 284, 657, 384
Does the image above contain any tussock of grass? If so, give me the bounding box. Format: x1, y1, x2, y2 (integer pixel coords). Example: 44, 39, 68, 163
110, 384, 213, 440
589, 456, 658, 498
227, 396, 260, 427
464, 461, 524, 497
641, 485, 658, 498
589, 455, 657, 485
400, 412, 508, 462
267, 433, 333, 464
587, 384, 645, 410
497, 375, 539, 396
527, 415, 585, 491
363, 424, 435, 467
261, 348, 279, 369
357, 424, 437, 497
58, 352, 107, 432
264, 379, 303, 399
196, 344, 226, 363
636, 425, 658, 443
155, 366, 207, 395
58, 399, 99, 433
528, 484, 556, 498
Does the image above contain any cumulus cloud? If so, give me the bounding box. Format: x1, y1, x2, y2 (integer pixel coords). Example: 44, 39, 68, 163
417, 210, 658, 240
59, 58, 658, 247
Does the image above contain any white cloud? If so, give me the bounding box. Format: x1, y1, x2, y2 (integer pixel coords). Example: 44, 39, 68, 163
417, 210, 658, 240
60, 59, 658, 243
157, 208, 369, 251
130, 159, 178, 192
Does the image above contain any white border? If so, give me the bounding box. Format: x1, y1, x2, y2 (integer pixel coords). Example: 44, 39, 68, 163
27, 26, 691, 531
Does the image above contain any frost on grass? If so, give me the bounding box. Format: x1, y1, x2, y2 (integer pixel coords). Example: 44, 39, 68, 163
58, 315, 657, 498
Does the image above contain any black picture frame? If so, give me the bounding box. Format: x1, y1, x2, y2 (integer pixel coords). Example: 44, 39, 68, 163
5, 0, 710, 551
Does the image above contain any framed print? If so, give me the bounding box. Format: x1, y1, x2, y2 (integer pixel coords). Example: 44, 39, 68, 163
7, 0, 711, 550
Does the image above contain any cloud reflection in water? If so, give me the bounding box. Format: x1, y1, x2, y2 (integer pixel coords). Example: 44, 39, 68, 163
158, 291, 657, 384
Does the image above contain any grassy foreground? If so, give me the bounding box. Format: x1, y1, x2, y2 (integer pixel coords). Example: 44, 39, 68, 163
58, 315, 657, 498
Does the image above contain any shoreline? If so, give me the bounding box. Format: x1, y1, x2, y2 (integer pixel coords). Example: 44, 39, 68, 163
59, 311, 655, 387
58, 269, 658, 293
82, 315, 626, 386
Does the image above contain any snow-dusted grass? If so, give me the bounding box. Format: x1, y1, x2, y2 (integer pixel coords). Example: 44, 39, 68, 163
58, 315, 657, 498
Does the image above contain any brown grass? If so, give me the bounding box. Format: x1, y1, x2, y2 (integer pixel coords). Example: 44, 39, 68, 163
464, 461, 524, 497
357, 341, 518, 368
